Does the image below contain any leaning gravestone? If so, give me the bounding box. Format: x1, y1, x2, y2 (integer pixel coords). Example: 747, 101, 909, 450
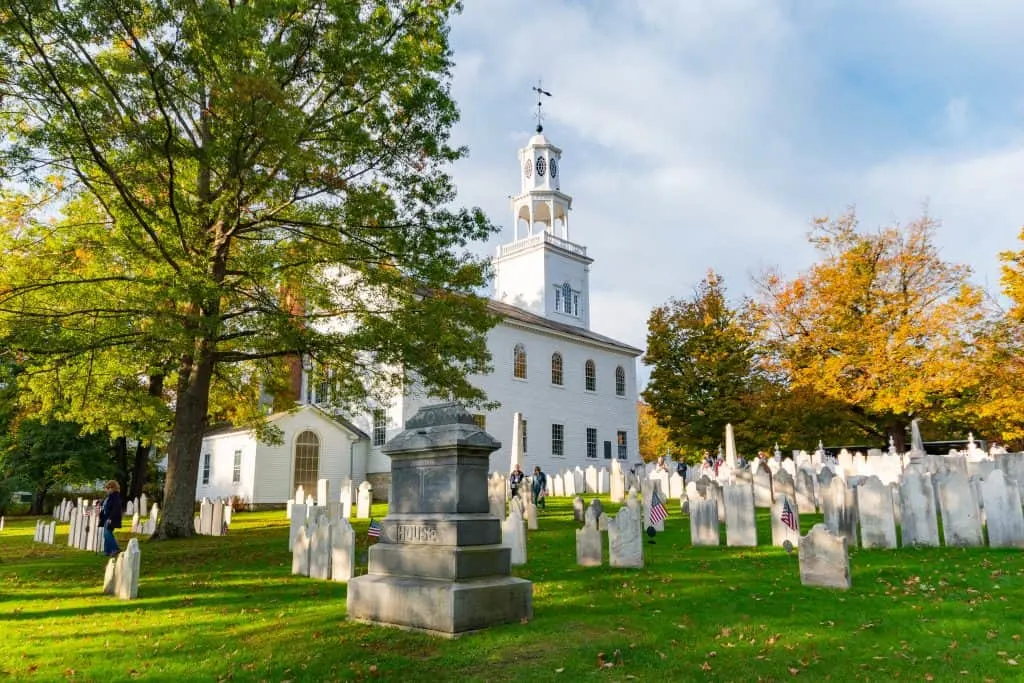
799, 524, 850, 590
980, 470, 1024, 548
346, 402, 532, 636
936, 470, 984, 547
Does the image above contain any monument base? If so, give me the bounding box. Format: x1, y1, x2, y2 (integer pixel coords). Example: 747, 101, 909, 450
346, 573, 532, 636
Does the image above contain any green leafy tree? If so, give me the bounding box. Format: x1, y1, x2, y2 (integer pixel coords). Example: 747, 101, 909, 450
0, 1, 497, 538
643, 271, 770, 455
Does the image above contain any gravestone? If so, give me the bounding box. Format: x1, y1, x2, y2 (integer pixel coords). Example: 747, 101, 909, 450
770, 494, 801, 547
199, 498, 213, 535
572, 496, 586, 523
688, 496, 720, 547
980, 470, 1024, 548
795, 469, 817, 514
585, 465, 598, 494
131, 512, 140, 534
356, 482, 372, 520
774, 470, 796, 508
856, 476, 897, 549
588, 498, 604, 520
641, 480, 664, 532
501, 507, 527, 566
899, 468, 939, 547
140, 494, 148, 518
146, 504, 159, 535
552, 472, 564, 497
289, 503, 307, 552
211, 499, 225, 537
610, 460, 625, 503
608, 506, 643, 568
824, 477, 858, 547
346, 402, 532, 636
597, 467, 609, 495
309, 519, 331, 580
724, 484, 757, 547
292, 524, 310, 576
488, 472, 507, 520
576, 514, 602, 567
799, 524, 850, 590
331, 519, 356, 582
116, 538, 141, 599
753, 467, 773, 508
340, 479, 354, 519
317, 478, 330, 508
525, 499, 538, 531
936, 470, 983, 547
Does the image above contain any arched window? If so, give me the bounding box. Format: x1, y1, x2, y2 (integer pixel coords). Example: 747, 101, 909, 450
562, 283, 572, 313
513, 344, 527, 379
615, 366, 626, 396
584, 359, 596, 392
293, 430, 320, 495
551, 352, 563, 386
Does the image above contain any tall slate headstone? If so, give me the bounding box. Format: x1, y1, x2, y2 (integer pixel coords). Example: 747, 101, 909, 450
899, 467, 939, 547
346, 403, 531, 636
608, 506, 643, 568
856, 476, 897, 549
688, 496, 720, 547
980, 470, 1024, 548
330, 519, 356, 582
936, 470, 984, 547
724, 484, 757, 547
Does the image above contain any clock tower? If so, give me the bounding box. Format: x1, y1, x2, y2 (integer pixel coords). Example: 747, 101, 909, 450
493, 126, 593, 330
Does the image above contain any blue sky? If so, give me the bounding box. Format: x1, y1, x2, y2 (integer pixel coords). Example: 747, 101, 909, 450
444, 1, 1024, 365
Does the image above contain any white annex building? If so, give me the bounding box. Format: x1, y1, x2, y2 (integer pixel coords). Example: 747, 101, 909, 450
197, 127, 641, 504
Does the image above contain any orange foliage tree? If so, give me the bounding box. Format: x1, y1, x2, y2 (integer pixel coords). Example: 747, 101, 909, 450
753, 211, 989, 451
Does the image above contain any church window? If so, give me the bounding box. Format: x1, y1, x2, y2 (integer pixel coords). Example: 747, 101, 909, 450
551, 423, 564, 456
584, 360, 596, 392
522, 419, 528, 454
315, 366, 332, 405
586, 428, 598, 459
572, 292, 579, 316
202, 453, 211, 485
293, 430, 320, 494
551, 352, 563, 385
232, 450, 242, 484
372, 409, 387, 447
513, 344, 527, 379
554, 286, 561, 312
617, 431, 628, 459
562, 283, 572, 313
615, 366, 626, 396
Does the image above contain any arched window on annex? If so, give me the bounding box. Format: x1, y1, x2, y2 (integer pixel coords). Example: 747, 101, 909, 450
293, 430, 320, 495
615, 366, 626, 397
551, 352, 563, 386
513, 343, 528, 380
584, 359, 596, 392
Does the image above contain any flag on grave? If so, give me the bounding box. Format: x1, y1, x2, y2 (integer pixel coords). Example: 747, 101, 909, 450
367, 519, 382, 538
781, 497, 799, 532
649, 488, 668, 525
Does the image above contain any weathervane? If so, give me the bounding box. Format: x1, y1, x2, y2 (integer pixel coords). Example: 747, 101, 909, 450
532, 80, 552, 132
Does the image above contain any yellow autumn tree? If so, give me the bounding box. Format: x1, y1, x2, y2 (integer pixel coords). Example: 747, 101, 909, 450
754, 211, 989, 451
637, 401, 681, 463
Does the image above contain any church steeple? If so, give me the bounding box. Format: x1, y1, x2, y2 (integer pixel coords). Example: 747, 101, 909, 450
493, 113, 593, 330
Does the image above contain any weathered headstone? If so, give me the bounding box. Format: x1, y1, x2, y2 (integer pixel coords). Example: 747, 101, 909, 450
688, 496, 720, 547
289, 503, 307, 552
572, 496, 585, 523
724, 484, 757, 547
980, 470, 1024, 548
317, 478, 330, 508
608, 506, 643, 568
309, 519, 332, 580
488, 472, 507, 520
575, 515, 602, 567
346, 403, 531, 636
856, 476, 897, 549
199, 498, 213, 535
211, 499, 225, 537
753, 467, 773, 508
330, 519, 356, 582
936, 470, 983, 547
770, 494, 800, 548
115, 538, 141, 600
799, 524, 850, 590
502, 507, 527, 566
356, 481, 372, 520
292, 524, 310, 576
899, 467, 939, 547
795, 468, 817, 514
610, 459, 625, 503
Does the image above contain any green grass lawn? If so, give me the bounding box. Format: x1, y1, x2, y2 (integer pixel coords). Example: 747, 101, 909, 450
2, 498, 1023, 682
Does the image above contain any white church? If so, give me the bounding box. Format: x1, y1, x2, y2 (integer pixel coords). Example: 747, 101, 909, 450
196, 126, 641, 504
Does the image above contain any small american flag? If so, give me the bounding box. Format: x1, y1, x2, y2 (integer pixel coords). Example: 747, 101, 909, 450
367, 519, 382, 538
781, 497, 798, 532
649, 489, 668, 525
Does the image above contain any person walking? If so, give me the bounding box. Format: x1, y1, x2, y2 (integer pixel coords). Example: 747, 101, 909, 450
509, 463, 525, 500
99, 480, 123, 557
531, 466, 548, 511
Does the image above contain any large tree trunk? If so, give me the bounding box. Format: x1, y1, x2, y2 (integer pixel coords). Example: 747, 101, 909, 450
30, 484, 50, 515
887, 420, 908, 453
113, 436, 130, 499
152, 347, 216, 539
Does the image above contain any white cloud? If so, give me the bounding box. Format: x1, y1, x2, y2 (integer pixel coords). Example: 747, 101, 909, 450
445, 1, 1024, 379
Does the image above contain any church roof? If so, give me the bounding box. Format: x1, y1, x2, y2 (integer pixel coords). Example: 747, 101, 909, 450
487, 299, 642, 356
203, 404, 369, 440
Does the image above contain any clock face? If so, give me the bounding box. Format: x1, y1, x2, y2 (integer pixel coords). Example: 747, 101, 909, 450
550, 158, 558, 178
536, 156, 547, 177
523, 158, 532, 179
